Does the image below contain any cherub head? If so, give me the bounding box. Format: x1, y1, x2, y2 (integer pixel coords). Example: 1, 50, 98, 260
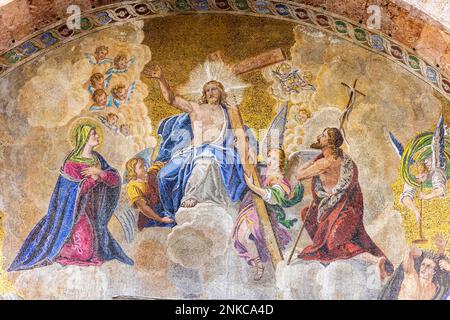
278, 62, 292, 75
106, 112, 119, 126
90, 73, 104, 89
296, 108, 312, 124
267, 148, 286, 176
410, 161, 429, 183
95, 46, 109, 61
200, 80, 227, 105
114, 54, 128, 70
92, 89, 108, 106
112, 84, 128, 101
120, 124, 130, 136
126, 157, 147, 181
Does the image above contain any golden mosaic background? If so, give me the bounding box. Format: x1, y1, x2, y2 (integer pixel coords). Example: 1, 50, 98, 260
392, 175, 450, 253
141, 14, 297, 134
1, 13, 449, 297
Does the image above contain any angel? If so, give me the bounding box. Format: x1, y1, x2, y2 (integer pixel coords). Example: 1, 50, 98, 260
232, 103, 304, 280
113, 148, 173, 243
97, 113, 120, 135
111, 81, 136, 108
87, 73, 111, 94
389, 115, 449, 222
84, 45, 113, 67
120, 124, 130, 137
105, 54, 136, 80
89, 89, 113, 112
125, 157, 174, 229
272, 63, 316, 95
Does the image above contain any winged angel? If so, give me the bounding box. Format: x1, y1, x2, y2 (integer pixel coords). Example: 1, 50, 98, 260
389, 115, 450, 222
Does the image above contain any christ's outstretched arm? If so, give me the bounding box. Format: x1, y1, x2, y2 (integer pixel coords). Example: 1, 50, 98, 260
143, 64, 193, 113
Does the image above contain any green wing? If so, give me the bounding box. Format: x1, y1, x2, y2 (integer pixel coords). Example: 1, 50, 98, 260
401, 133, 450, 188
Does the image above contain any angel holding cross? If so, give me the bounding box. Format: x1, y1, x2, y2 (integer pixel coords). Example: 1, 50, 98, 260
232, 104, 304, 280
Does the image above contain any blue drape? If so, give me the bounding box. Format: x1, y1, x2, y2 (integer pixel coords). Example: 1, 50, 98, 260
154, 105, 256, 217
8, 152, 133, 272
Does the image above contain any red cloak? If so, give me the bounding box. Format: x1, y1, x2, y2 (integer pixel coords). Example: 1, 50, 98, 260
298, 154, 389, 263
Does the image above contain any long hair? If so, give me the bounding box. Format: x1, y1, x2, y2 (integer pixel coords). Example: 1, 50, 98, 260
198, 80, 227, 105
326, 127, 344, 159
125, 157, 143, 181
268, 148, 287, 175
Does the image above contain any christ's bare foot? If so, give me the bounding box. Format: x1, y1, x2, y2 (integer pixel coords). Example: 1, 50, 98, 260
181, 198, 198, 208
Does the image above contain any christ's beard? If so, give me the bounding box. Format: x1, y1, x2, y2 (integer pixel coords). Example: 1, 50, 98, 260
310, 141, 324, 149
207, 97, 220, 105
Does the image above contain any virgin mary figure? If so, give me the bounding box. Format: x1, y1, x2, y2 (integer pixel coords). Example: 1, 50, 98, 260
8, 120, 133, 271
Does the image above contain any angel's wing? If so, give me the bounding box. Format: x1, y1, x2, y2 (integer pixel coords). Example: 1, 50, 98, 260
127, 81, 136, 101
127, 58, 136, 68
303, 84, 316, 91
115, 147, 155, 242
260, 102, 288, 164
272, 70, 282, 80
84, 52, 97, 64
114, 188, 139, 243
388, 131, 405, 158
97, 114, 107, 124
431, 114, 446, 170
290, 69, 300, 77
135, 147, 154, 169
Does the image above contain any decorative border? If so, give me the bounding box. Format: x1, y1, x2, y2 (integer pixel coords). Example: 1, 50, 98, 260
0, 0, 449, 100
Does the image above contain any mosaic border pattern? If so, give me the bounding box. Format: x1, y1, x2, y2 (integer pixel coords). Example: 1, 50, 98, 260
0, 0, 449, 100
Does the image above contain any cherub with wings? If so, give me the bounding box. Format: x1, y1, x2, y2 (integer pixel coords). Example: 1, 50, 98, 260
272, 62, 316, 96
113, 148, 174, 243
111, 81, 136, 108
84, 45, 113, 67
389, 115, 450, 222
105, 53, 136, 79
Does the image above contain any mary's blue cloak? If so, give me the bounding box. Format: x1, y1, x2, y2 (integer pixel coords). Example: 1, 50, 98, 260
8, 152, 133, 272
152, 105, 256, 219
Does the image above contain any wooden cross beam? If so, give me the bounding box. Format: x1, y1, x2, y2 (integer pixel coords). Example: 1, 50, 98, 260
210, 48, 287, 268
339, 79, 366, 143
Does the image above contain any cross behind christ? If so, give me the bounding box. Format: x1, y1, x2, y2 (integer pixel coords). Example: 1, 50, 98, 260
210, 48, 288, 267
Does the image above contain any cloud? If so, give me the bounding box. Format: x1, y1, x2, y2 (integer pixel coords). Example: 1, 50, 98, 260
166, 203, 234, 269
1, 21, 153, 268
276, 259, 382, 300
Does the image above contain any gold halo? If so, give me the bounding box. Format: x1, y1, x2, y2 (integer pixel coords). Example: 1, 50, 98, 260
68, 117, 104, 149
